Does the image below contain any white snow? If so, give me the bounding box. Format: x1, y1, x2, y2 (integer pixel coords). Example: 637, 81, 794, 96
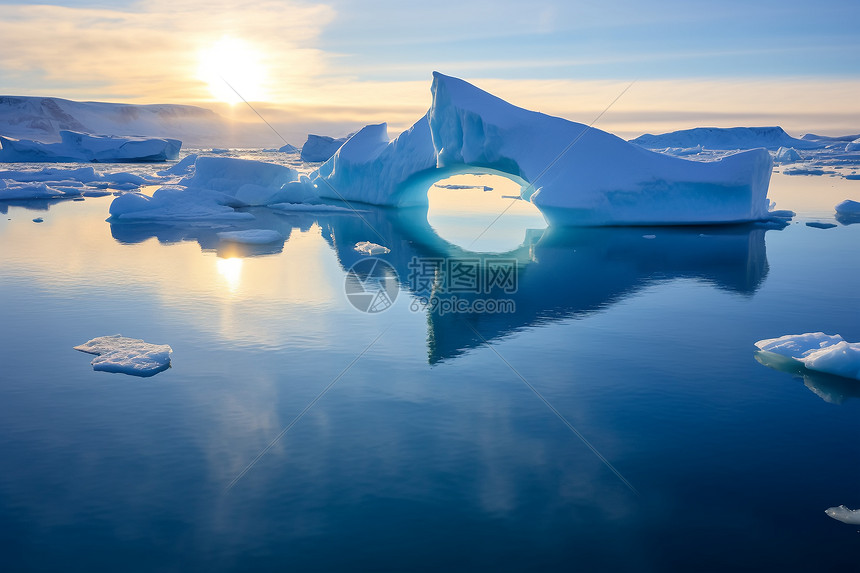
309, 72, 774, 226
217, 229, 285, 244
755, 333, 860, 380
0, 130, 181, 162
836, 199, 860, 214
825, 505, 860, 525
74, 334, 172, 377
300, 134, 349, 162
630, 127, 824, 151
354, 241, 391, 255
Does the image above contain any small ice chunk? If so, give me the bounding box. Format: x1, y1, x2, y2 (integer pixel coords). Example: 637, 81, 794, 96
773, 146, 801, 163
32, 217, 44, 223
217, 229, 285, 244
755, 333, 860, 380
354, 241, 390, 255
74, 335, 172, 377
825, 505, 860, 525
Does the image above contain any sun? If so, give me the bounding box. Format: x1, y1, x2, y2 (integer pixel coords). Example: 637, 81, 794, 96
197, 36, 268, 105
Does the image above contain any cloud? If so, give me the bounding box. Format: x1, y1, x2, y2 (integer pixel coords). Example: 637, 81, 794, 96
0, 1, 336, 102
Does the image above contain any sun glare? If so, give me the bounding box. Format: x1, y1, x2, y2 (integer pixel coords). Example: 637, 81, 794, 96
197, 36, 268, 104
216, 257, 244, 291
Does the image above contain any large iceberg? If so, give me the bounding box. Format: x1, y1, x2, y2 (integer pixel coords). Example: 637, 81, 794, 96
0, 130, 181, 162
309, 72, 773, 226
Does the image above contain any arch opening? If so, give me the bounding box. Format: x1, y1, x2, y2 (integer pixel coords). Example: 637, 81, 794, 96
425, 171, 547, 253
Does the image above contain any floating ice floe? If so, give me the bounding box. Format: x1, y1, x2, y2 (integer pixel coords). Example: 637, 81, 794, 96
74, 335, 172, 377
354, 241, 391, 255
0, 130, 181, 162
825, 505, 860, 525
0, 180, 68, 200
300, 134, 350, 162
754, 333, 860, 380
630, 127, 824, 151
217, 229, 285, 244
309, 72, 774, 226
836, 199, 860, 215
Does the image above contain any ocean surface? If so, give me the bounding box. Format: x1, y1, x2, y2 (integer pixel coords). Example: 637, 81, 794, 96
1, 157, 859, 572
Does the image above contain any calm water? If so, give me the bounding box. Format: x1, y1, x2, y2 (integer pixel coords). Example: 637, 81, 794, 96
1, 170, 859, 571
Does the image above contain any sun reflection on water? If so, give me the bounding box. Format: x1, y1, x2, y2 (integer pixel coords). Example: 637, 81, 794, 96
216, 257, 243, 292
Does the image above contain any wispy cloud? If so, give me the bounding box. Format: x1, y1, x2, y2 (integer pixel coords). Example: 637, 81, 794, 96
0, 1, 335, 102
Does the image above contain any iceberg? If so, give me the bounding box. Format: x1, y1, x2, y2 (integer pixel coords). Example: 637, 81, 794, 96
180, 156, 299, 206
0, 130, 181, 163
74, 334, 172, 377
0, 180, 69, 200
300, 134, 350, 162
755, 333, 860, 380
309, 72, 774, 226
773, 147, 801, 164
825, 506, 860, 525
846, 138, 860, 152
278, 143, 299, 153
835, 199, 860, 215
630, 127, 824, 151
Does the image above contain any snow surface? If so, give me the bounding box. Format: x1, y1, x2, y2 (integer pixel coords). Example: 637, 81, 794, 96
825, 506, 860, 525
300, 134, 349, 162
309, 72, 774, 226
74, 335, 172, 377
630, 127, 824, 151
755, 333, 860, 380
0, 130, 181, 163
354, 241, 391, 255
217, 229, 285, 244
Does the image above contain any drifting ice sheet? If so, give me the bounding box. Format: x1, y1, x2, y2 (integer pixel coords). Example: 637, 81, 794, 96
825, 506, 860, 525
754, 333, 860, 380
74, 335, 172, 377
0, 130, 181, 162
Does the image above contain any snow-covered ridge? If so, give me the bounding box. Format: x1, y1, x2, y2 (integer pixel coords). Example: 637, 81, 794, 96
0, 95, 223, 146
630, 127, 824, 151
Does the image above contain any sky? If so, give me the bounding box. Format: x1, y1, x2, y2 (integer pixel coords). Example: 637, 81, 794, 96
0, 0, 858, 141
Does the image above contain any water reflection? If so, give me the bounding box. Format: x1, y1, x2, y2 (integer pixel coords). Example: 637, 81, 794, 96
110, 205, 773, 364
754, 351, 860, 404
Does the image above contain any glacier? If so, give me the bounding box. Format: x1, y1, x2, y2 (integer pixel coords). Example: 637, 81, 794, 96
0, 130, 181, 163
309, 72, 774, 226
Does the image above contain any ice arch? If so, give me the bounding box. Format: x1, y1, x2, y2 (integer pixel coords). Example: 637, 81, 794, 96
309, 72, 772, 226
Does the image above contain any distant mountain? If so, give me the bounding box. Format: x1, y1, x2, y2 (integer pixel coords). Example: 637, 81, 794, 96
0, 96, 227, 147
